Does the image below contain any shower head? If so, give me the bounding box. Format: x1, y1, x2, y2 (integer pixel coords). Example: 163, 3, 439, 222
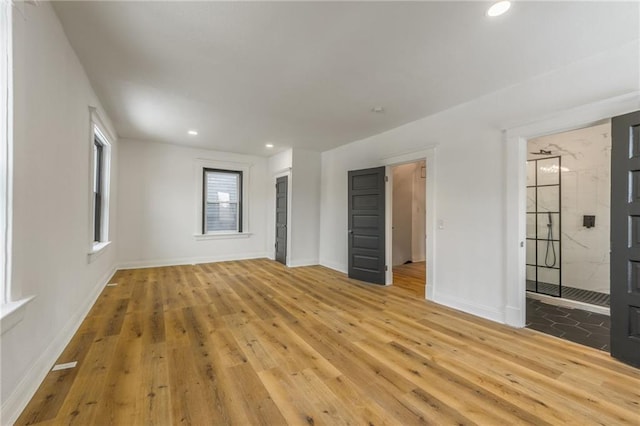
530, 149, 552, 155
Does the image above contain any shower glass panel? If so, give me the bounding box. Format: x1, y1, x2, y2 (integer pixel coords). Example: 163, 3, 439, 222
537, 186, 559, 212
526, 156, 562, 297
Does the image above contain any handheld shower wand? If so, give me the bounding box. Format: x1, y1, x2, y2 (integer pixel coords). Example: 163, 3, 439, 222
544, 212, 557, 267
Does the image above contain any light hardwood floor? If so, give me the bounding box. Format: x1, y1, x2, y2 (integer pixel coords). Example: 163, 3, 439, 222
16, 259, 640, 425
392, 262, 426, 298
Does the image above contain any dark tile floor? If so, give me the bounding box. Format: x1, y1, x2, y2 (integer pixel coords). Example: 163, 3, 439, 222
526, 298, 610, 351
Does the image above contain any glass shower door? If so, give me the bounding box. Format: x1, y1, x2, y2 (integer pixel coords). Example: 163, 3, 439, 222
526, 156, 562, 297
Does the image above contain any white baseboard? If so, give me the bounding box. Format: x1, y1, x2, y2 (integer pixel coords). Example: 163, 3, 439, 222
433, 291, 505, 324
319, 259, 348, 274
117, 252, 270, 270
505, 305, 525, 328
426, 284, 435, 301
1, 266, 117, 426
288, 258, 319, 268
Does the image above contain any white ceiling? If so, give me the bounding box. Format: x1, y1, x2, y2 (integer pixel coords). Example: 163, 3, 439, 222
52, 1, 639, 156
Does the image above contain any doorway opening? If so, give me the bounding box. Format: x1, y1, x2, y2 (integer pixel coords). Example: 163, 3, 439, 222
275, 174, 288, 265
390, 160, 426, 298
524, 122, 611, 351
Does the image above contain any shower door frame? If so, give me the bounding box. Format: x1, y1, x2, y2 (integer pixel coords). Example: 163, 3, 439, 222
526, 156, 562, 298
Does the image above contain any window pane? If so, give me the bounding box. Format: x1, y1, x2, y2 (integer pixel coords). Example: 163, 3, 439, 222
206, 172, 238, 202
93, 143, 98, 192
206, 202, 238, 232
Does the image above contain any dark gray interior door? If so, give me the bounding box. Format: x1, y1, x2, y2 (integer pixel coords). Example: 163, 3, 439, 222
611, 110, 640, 367
348, 167, 386, 284
275, 176, 288, 265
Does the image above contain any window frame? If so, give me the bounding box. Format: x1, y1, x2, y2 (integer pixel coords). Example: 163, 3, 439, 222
202, 168, 243, 234
194, 158, 252, 240
88, 108, 113, 260
93, 138, 104, 242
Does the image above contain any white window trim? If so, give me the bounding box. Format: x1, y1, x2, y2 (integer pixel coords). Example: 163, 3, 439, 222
194, 158, 252, 240
88, 107, 113, 260
1, 0, 12, 305
0, 0, 35, 335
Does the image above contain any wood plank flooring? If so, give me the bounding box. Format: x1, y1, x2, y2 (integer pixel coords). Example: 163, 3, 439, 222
16, 259, 640, 425
392, 262, 426, 298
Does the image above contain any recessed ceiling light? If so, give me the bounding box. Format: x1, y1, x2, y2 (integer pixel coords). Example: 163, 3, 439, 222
188, 130, 198, 136
265, 143, 274, 148
487, 1, 511, 17
371, 106, 385, 113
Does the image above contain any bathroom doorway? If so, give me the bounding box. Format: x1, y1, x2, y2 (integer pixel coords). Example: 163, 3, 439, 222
524, 122, 611, 351
390, 160, 426, 298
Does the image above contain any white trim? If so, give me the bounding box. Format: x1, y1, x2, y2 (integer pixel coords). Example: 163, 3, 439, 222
1, 0, 13, 305
504, 92, 640, 328
0, 266, 117, 426
117, 252, 269, 270
87, 106, 117, 145
379, 145, 438, 165
381, 147, 437, 300
87, 240, 112, 263
195, 158, 252, 236
319, 259, 348, 274
526, 291, 610, 316
288, 259, 319, 268
0, 295, 35, 335
194, 232, 252, 241
433, 291, 504, 323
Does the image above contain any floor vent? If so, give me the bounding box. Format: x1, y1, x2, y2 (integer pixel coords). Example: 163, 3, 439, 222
52, 361, 77, 371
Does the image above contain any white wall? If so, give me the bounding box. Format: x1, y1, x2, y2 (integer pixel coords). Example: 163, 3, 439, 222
1, 2, 119, 422
527, 123, 611, 294
117, 139, 269, 267
319, 40, 639, 323
290, 149, 321, 267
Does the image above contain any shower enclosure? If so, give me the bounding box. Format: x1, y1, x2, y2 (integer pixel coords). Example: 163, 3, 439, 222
526, 156, 562, 297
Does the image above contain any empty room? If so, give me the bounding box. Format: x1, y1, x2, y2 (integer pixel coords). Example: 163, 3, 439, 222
2, 1, 640, 425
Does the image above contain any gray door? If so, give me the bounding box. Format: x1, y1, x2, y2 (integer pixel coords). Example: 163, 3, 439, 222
348, 167, 386, 284
611, 110, 640, 367
275, 176, 287, 265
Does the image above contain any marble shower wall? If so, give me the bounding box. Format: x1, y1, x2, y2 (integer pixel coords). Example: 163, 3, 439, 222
527, 122, 611, 294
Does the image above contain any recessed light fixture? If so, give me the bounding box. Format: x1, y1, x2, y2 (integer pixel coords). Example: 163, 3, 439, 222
487, 1, 511, 17
188, 130, 198, 136
371, 106, 385, 113
265, 143, 274, 148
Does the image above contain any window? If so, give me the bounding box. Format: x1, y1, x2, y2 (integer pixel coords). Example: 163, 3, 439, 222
89, 120, 111, 252
93, 137, 104, 242
203, 168, 243, 233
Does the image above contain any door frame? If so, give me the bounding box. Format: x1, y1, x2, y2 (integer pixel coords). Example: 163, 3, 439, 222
382, 147, 437, 300
504, 91, 640, 328
273, 168, 292, 267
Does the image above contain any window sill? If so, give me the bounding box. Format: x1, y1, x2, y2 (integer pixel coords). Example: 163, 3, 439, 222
88, 240, 111, 263
1, 295, 36, 335
194, 232, 252, 241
